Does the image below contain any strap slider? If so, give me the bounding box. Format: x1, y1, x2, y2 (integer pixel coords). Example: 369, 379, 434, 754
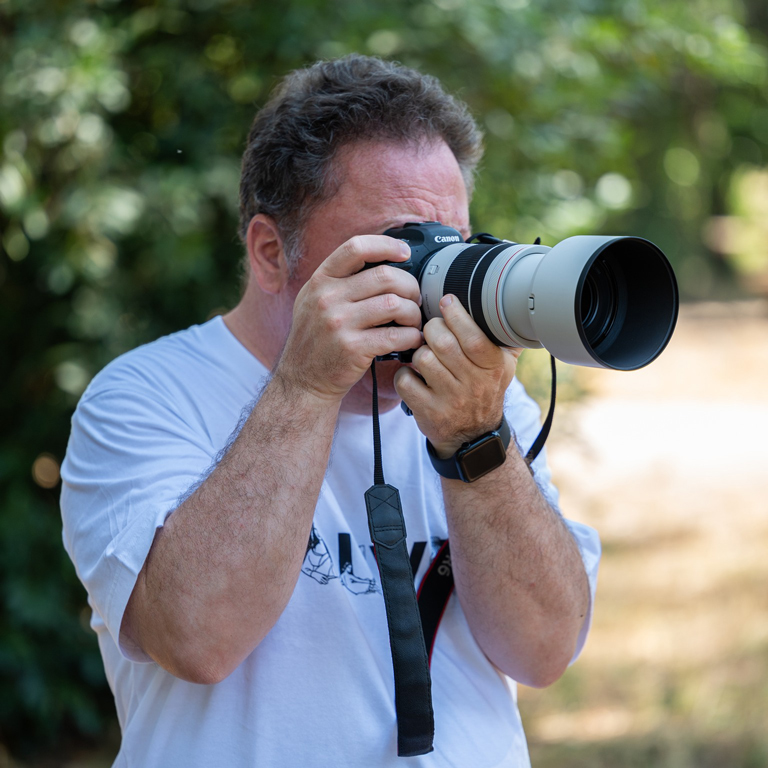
365, 483, 407, 549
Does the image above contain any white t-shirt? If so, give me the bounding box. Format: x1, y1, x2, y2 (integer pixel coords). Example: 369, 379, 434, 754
61, 316, 600, 768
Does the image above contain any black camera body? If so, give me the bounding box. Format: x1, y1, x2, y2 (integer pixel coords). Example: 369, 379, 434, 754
379, 221, 467, 278
371, 222, 470, 361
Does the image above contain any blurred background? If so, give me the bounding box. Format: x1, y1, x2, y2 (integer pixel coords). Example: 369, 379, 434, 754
1, 0, 767, 765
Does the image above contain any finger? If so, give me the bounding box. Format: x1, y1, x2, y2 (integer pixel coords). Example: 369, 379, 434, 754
354, 293, 423, 331
437, 294, 501, 369
393, 365, 430, 409
420, 317, 465, 381
410, 338, 457, 388
503, 346, 524, 362
364, 325, 424, 360
318, 235, 411, 279
342, 263, 422, 306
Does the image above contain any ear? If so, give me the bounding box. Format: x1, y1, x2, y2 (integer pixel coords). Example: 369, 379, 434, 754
246, 214, 291, 294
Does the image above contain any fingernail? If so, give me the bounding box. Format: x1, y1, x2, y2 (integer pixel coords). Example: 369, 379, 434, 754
399, 240, 411, 257
440, 294, 453, 307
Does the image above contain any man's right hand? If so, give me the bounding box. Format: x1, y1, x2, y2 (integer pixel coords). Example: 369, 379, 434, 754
274, 234, 424, 402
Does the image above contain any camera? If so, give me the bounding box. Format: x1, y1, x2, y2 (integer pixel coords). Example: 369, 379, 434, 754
373, 221, 679, 371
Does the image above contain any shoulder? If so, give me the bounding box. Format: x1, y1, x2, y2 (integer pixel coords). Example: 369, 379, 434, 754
80, 316, 264, 409
83, 320, 212, 397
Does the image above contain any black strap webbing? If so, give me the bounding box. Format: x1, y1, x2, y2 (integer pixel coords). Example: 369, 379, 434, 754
524, 354, 557, 466
366, 361, 434, 757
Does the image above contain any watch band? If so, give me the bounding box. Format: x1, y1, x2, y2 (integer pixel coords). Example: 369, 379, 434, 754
426, 416, 511, 483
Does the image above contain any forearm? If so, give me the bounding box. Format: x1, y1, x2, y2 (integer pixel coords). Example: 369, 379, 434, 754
442, 447, 589, 688
124, 373, 339, 684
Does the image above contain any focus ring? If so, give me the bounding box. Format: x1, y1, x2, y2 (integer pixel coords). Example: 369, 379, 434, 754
468, 245, 510, 348
443, 245, 490, 313
443, 244, 508, 348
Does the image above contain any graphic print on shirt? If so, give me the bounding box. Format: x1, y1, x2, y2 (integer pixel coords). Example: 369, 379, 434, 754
302, 524, 338, 585
302, 526, 445, 596
430, 536, 448, 562
338, 533, 379, 594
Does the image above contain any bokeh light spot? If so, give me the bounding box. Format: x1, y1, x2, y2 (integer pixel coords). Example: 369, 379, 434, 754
32, 454, 61, 489
55, 361, 91, 395
596, 173, 633, 209
664, 147, 701, 187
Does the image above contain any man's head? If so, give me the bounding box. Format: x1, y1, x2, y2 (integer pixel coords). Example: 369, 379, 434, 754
238, 54, 484, 273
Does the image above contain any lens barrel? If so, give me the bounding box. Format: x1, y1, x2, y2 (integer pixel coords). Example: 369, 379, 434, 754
419, 235, 679, 371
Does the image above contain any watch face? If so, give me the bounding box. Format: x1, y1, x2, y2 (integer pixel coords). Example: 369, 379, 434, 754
458, 434, 507, 483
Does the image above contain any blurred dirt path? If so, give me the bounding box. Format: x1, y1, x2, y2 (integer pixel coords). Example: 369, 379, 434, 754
550, 300, 768, 539
522, 300, 768, 748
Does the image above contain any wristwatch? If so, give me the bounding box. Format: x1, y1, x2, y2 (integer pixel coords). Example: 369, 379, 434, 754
426, 416, 511, 483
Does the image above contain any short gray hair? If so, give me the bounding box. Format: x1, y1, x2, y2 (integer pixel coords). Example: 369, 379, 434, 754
238, 54, 484, 270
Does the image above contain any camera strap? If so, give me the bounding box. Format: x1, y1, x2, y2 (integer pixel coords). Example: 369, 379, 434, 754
365, 360, 434, 757
524, 353, 557, 467
365, 354, 556, 757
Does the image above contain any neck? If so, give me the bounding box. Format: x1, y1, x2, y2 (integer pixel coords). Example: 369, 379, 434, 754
223, 285, 292, 371
340, 362, 404, 415
340, 378, 401, 415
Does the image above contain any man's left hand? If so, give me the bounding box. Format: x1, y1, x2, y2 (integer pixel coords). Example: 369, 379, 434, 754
394, 294, 522, 458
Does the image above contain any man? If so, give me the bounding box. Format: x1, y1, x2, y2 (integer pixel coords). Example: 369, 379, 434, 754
61, 55, 600, 766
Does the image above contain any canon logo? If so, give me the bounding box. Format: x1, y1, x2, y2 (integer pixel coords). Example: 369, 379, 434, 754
434, 235, 461, 243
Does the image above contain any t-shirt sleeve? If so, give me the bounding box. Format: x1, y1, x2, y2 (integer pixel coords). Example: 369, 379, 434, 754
505, 377, 601, 664
60, 384, 216, 663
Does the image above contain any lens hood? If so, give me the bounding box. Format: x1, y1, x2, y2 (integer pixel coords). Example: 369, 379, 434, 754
521, 236, 679, 370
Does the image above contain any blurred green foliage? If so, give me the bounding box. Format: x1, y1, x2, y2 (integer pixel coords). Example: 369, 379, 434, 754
1, 0, 768, 760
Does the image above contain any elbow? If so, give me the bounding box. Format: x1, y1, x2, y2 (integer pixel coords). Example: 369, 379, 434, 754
157, 614, 280, 684
516, 654, 571, 689
511, 597, 590, 688
165, 654, 234, 686
148, 634, 250, 685
489, 634, 577, 689
124, 604, 253, 686
124, 585, 272, 685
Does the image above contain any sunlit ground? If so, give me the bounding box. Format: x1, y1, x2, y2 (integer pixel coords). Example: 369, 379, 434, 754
519, 300, 768, 768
